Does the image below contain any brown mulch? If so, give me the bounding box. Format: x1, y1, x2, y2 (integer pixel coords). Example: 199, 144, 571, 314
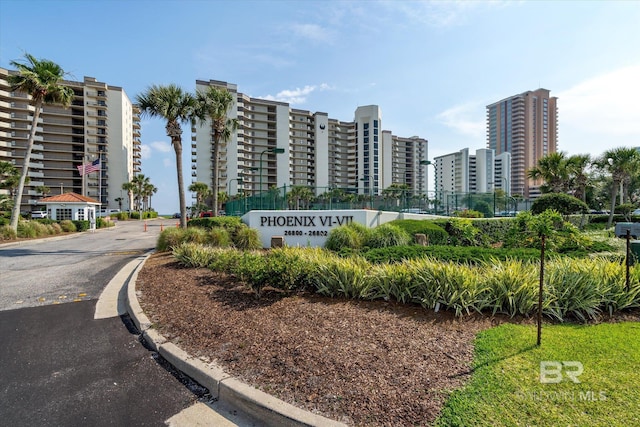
135, 253, 504, 426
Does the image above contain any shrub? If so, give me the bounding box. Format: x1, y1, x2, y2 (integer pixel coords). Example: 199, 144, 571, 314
183, 227, 209, 245
208, 227, 232, 247
365, 223, 410, 248
59, 220, 76, 232
364, 261, 421, 303
262, 247, 324, 291
188, 216, 242, 230
531, 193, 588, 216
72, 220, 90, 232
445, 217, 481, 246
0, 225, 16, 240
114, 212, 129, 220
474, 201, 494, 218
362, 245, 542, 265
157, 228, 186, 252
472, 218, 515, 244
49, 222, 63, 234
325, 222, 369, 251
482, 259, 539, 317
313, 255, 370, 299
235, 251, 269, 297
173, 242, 220, 268
233, 224, 262, 250
387, 219, 448, 245
454, 209, 483, 218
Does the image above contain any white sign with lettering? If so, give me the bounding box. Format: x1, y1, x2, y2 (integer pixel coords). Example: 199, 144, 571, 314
241, 209, 401, 248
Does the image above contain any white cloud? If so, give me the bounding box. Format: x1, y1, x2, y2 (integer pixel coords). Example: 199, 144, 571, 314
150, 141, 172, 153
556, 64, 640, 154
140, 144, 152, 160
291, 23, 334, 43
262, 83, 332, 105
436, 101, 485, 140
140, 141, 171, 160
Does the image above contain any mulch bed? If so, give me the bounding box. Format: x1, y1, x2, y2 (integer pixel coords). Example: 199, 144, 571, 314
135, 253, 506, 426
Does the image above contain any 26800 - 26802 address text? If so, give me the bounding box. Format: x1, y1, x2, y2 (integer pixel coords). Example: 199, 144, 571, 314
283, 230, 328, 236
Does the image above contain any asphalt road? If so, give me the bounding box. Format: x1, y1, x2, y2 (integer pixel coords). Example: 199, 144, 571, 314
0, 221, 211, 426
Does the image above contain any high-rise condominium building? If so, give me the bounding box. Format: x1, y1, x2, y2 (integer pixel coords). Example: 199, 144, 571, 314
486, 88, 557, 198
192, 79, 428, 201
434, 148, 510, 198
0, 68, 141, 212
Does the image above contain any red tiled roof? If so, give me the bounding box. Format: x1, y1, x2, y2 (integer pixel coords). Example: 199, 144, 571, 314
40, 192, 101, 205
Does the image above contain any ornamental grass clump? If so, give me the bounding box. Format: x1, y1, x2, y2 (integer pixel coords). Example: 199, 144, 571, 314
544, 257, 603, 322
235, 251, 269, 297
365, 223, 410, 248
0, 225, 17, 240
208, 227, 232, 247
364, 261, 420, 303
313, 255, 370, 298
157, 227, 186, 252
325, 222, 369, 251
262, 247, 324, 291
59, 220, 76, 232
481, 259, 539, 317
232, 224, 261, 250
414, 259, 489, 316
173, 242, 221, 268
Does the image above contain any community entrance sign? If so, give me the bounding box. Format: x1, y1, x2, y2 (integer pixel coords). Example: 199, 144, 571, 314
242, 209, 402, 248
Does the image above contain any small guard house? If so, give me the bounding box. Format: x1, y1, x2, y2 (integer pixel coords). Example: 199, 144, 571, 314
38, 192, 101, 221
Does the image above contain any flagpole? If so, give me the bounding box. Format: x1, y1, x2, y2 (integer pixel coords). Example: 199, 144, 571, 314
98, 157, 102, 208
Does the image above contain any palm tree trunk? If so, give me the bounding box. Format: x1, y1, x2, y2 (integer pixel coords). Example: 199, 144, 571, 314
174, 137, 187, 228
212, 134, 220, 216
10, 98, 43, 231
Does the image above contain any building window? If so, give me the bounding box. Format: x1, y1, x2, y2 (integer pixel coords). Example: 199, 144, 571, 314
364, 123, 369, 130
373, 120, 378, 128
56, 208, 72, 220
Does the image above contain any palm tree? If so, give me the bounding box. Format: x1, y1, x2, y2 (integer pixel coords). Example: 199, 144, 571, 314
7, 54, 74, 231
217, 191, 228, 213
597, 147, 640, 228
188, 181, 211, 214
0, 162, 29, 198
144, 183, 158, 211
130, 174, 150, 211
122, 182, 135, 212
287, 186, 314, 210
195, 86, 238, 217
35, 185, 50, 199
566, 154, 591, 204
527, 152, 571, 194
137, 85, 196, 228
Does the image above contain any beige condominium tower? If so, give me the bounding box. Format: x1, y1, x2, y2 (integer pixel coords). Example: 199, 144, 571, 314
0, 68, 141, 213
486, 88, 557, 198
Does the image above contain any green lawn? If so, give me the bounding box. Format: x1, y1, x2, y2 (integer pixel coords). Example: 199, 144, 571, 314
436, 321, 640, 426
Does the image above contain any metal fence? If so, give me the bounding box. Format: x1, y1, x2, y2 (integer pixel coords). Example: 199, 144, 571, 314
223, 185, 533, 217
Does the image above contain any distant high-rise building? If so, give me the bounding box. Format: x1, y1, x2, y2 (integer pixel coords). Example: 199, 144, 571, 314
192, 79, 428, 202
486, 88, 557, 198
0, 68, 141, 212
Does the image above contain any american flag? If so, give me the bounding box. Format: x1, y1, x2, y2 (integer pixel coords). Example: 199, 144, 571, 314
77, 159, 101, 175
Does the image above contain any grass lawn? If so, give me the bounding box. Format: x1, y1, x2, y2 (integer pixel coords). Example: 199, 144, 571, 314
435, 321, 640, 426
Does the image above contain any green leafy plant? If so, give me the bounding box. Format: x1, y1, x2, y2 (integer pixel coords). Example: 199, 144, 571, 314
365, 223, 410, 248
325, 222, 369, 251
232, 224, 261, 250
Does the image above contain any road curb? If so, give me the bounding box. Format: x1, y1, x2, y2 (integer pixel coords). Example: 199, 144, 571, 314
125, 253, 346, 427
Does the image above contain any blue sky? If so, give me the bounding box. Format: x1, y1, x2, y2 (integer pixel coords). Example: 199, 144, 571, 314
1, 0, 639, 214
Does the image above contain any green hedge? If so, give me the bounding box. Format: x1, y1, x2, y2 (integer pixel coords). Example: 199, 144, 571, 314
72, 220, 90, 232
361, 245, 542, 265
187, 216, 242, 230
386, 220, 448, 245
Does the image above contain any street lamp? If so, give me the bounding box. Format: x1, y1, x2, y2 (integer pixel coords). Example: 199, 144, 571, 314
228, 177, 244, 215
259, 147, 285, 209
360, 175, 373, 208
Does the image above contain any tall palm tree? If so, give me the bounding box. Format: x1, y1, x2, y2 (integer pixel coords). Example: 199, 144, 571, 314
130, 174, 150, 211
527, 152, 571, 194
122, 182, 135, 212
7, 54, 74, 231
287, 186, 314, 210
195, 86, 238, 217
188, 181, 211, 214
143, 182, 157, 211
598, 147, 640, 228
137, 85, 196, 228
566, 154, 591, 204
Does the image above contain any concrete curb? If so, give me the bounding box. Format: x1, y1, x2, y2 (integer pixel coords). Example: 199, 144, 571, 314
125, 253, 346, 427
